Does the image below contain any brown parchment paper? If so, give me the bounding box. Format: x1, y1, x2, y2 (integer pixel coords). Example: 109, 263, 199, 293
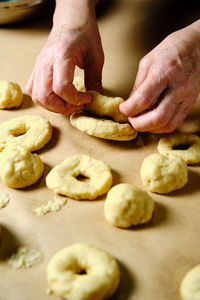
0, 1, 200, 300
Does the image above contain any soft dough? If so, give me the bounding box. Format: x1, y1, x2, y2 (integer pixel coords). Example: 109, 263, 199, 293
140, 153, 188, 193
180, 264, 200, 300
0, 81, 23, 109
104, 183, 155, 228
0, 147, 44, 188
47, 243, 120, 300
46, 154, 113, 200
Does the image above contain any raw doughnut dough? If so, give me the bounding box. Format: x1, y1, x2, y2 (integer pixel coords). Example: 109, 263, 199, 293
0, 191, 10, 208
0, 147, 44, 188
70, 112, 137, 141
86, 90, 128, 123
0, 81, 23, 109
158, 133, 200, 164
104, 183, 155, 228
0, 115, 52, 152
47, 243, 120, 300
180, 265, 200, 300
8, 246, 42, 269
73, 76, 86, 92
46, 154, 113, 200
140, 153, 188, 193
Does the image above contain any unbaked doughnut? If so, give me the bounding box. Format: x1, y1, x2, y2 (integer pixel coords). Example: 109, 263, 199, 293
104, 183, 155, 228
46, 154, 113, 200
0, 115, 52, 152
47, 243, 120, 300
180, 264, 200, 300
0, 147, 44, 188
70, 112, 137, 141
140, 153, 188, 193
0, 81, 23, 109
158, 133, 200, 164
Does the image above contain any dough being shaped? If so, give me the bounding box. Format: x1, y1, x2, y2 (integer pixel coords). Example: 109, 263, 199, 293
158, 133, 200, 164
0, 114, 52, 152
46, 154, 113, 200
73, 76, 86, 92
0, 147, 44, 188
180, 265, 200, 300
0, 191, 10, 208
0, 81, 23, 109
47, 243, 120, 300
70, 112, 137, 141
104, 183, 155, 228
33, 195, 67, 216
8, 246, 42, 269
140, 153, 188, 193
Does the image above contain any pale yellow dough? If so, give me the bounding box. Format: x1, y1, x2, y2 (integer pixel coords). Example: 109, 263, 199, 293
33, 195, 67, 216
8, 246, 42, 269
104, 183, 155, 228
46, 154, 113, 200
0, 115, 52, 152
140, 153, 188, 193
0, 81, 23, 109
180, 265, 200, 300
0, 147, 44, 188
70, 112, 137, 141
47, 243, 120, 300
158, 133, 200, 164
0, 191, 10, 208
73, 76, 86, 92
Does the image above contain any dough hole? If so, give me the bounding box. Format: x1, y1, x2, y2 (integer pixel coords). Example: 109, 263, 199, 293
76, 174, 90, 182
172, 143, 192, 150
77, 268, 87, 275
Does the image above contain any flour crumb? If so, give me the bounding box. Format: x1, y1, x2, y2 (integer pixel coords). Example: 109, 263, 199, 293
0, 191, 10, 208
33, 195, 67, 216
8, 246, 42, 269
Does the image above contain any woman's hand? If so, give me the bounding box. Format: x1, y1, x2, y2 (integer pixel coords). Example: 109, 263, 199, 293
120, 21, 200, 133
26, 0, 104, 114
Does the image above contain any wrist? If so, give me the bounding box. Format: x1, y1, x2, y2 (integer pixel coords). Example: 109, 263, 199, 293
188, 19, 200, 40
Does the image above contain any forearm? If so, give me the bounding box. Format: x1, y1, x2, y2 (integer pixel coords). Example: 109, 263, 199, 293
187, 19, 200, 39
53, 0, 98, 30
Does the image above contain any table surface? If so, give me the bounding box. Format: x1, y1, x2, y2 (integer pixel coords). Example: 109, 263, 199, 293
0, 1, 200, 300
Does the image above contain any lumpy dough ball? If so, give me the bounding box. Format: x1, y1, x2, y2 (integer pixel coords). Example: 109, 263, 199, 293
0, 81, 23, 109
180, 265, 200, 300
47, 243, 120, 300
104, 183, 155, 228
140, 153, 188, 194
0, 147, 44, 188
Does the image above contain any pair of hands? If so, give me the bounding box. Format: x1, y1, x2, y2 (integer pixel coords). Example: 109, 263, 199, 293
27, 11, 200, 133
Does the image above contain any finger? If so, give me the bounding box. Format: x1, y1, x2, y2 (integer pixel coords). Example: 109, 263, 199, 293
26, 70, 35, 95
53, 58, 92, 105
119, 71, 167, 116
128, 89, 177, 132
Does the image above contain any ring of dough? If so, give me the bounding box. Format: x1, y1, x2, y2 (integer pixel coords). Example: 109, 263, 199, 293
104, 183, 155, 228
158, 133, 200, 164
70, 112, 137, 141
180, 264, 200, 300
0, 81, 23, 109
46, 154, 113, 200
0, 147, 44, 188
0, 115, 52, 152
47, 243, 120, 300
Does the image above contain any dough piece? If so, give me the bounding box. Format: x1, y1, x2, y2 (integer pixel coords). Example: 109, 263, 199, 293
8, 246, 42, 269
47, 243, 120, 300
158, 133, 200, 164
180, 265, 200, 300
140, 153, 188, 193
70, 112, 137, 141
0, 191, 10, 208
0, 147, 44, 188
46, 154, 113, 200
73, 76, 86, 92
104, 183, 155, 228
0, 81, 23, 109
86, 90, 128, 123
0, 114, 52, 152
33, 195, 67, 216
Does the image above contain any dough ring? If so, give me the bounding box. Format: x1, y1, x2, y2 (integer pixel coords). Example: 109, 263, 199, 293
47, 243, 120, 300
0, 81, 23, 109
140, 153, 188, 193
70, 112, 137, 141
0, 115, 52, 152
0, 147, 44, 188
104, 183, 155, 228
158, 133, 200, 164
46, 154, 113, 200
180, 264, 200, 300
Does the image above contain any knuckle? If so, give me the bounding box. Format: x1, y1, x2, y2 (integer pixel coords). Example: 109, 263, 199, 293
139, 56, 150, 70
53, 82, 66, 96
154, 112, 169, 127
